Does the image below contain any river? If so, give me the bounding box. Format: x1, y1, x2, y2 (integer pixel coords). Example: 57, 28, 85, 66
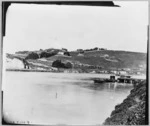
3, 72, 134, 125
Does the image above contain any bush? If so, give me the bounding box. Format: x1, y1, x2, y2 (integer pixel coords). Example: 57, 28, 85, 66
64, 52, 70, 56
25, 52, 39, 59
40, 51, 57, 58
52, 60, 65, 68
52, 60, 72, 69
65, 62, 72, 68
94, 47, 99, 50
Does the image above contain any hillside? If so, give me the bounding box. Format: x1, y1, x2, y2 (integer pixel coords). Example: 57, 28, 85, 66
5, 48, 146, 74
69, 50, 146, 69
103, 80, 147, 125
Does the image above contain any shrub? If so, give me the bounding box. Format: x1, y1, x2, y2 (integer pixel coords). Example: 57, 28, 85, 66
64, 52, 70, 56
52, 60, 65, 68
25, 52, 39, 59
40, 51, 57, 58
65, 62, 72, 68
94, 47, 99, 50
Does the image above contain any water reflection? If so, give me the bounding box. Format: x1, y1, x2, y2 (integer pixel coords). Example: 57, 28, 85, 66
73, 80, 133, 92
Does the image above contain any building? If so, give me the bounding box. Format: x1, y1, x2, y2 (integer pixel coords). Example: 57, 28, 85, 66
119, 70, 127, 75
58, 51, 64, 55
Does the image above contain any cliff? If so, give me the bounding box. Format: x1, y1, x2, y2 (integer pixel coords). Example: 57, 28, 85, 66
103, 80, 148, 125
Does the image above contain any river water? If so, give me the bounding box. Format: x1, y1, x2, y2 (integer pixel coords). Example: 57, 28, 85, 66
3, 72, 134, 125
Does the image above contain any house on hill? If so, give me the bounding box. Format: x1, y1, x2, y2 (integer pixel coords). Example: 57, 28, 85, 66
58, 48, 69, 55
58, 51, 64, 55
118, 70, 127, 75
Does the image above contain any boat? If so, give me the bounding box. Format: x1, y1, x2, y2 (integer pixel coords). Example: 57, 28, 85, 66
93, 75, 116, 83
94, 78, 106, 83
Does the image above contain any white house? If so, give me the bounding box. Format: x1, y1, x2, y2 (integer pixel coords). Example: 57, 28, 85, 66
119, 70, 127, 75
58, 51, 64, 55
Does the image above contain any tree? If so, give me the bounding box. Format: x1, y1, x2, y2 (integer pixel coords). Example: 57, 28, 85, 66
94, 47, 99, 50
52, 60, 65, 68
64, 51, 70, 56
65, 62, 72, 68
25, 52, 39, 59
40, 51, 57, 58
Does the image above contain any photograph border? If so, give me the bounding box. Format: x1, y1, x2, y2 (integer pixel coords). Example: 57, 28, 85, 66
0, 0, 149, 125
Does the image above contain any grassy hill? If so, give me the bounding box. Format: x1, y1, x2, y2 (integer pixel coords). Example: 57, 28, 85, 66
6, 48, 146, 73
70, 50, 146, 69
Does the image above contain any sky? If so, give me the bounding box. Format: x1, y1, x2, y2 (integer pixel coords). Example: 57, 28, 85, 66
3, 1, 148, 53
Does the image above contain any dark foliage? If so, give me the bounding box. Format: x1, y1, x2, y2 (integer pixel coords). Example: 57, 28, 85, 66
64, 51, 70, 56
40, 51, 57, 58
52, 60, 72, 69
25, 52, 39, 60
93, 47, 99, 50
65, 62, 72, 68
52, 60, 66, 68
84, 47, 107, 52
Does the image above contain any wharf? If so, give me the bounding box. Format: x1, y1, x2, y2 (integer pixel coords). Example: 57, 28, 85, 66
93, 75, 145, 85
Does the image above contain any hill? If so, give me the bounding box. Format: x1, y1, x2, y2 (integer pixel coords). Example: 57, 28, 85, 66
5, 48, 146, 74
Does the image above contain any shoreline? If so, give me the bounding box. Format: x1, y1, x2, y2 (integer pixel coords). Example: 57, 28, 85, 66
6, 68, 57, 73
103, 80, 147, 125
5, 68, 146, 76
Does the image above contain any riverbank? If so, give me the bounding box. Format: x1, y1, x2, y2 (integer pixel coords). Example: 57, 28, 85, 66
103, 80, 147, 125
6, 68, 56, 72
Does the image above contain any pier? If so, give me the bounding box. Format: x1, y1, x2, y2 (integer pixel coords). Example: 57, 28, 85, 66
117, 76, 144, 84
93, 75, 145, 85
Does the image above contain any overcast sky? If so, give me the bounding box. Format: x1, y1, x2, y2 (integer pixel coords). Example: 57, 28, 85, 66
4, 1, 148, 53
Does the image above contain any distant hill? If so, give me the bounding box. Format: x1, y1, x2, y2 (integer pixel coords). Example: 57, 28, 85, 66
70, 50, 146, 69
6, 48, 146, 74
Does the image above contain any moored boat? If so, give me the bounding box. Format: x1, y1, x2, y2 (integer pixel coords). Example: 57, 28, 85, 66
93, 75, 116, 84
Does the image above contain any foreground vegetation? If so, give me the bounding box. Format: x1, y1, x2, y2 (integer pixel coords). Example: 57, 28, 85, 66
103, 80, 147, 125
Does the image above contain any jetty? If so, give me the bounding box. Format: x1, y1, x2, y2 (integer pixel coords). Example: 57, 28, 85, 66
93, 75, 144, 85
117, 75, 144, 84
